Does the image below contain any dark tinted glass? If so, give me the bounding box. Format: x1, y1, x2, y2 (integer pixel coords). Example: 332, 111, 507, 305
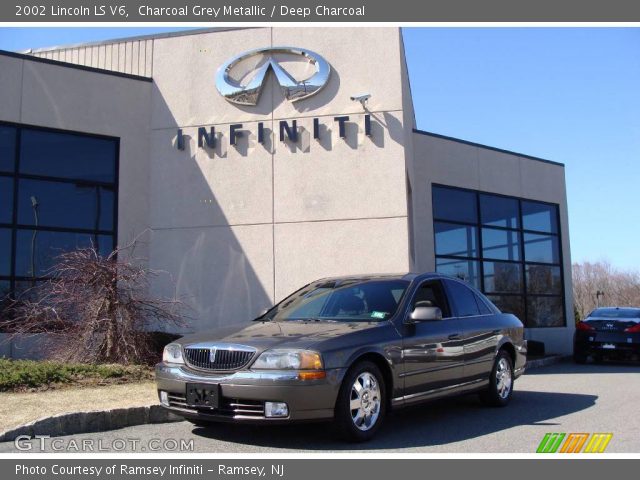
446, 280, 480, 317
435, 222, 478, 257
589, 308, 640, 319
15, 230, 113, 277
483, 261, 522, 293
522, 201, 558, 234
18, 179, 114, 231
488, 294, 525, 320
526, 264, 562, 295
482, 228, 520, 261
265, 280, 410, 322
436, 258, 480, 289
0, 126, 16, 173
0, 228, 10, 276
0, 280, 10, 299
524, 233, 559, 264
0, 177, 13, 224
433, 187, 477, 223
20, 129, 117, 182
480, 194, 519, 229
475, 293, 493, 315
526, 296, 564, 327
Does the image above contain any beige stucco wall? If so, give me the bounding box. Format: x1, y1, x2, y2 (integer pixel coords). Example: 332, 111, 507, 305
147, 27, 411, 332
411, 132, 574, 354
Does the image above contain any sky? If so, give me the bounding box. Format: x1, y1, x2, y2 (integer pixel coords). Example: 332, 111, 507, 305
0, 27, 638, 270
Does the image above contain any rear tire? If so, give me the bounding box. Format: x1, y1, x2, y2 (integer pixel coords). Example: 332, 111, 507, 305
335, 361, 386, 442
480, 350, 514, 407
573, 345, 588, 364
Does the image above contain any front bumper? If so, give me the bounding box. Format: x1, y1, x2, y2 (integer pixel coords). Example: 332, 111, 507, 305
155, 363, 345, 423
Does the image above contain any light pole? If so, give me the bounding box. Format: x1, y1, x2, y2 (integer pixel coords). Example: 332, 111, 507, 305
596, 290, 605, 308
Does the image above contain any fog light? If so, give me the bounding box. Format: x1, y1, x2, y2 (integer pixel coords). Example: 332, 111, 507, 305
265, 402, 289, 418
160, 391, 169, 406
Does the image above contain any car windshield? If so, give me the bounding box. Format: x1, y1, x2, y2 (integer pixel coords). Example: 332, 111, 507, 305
589, 308, 640, 320
260, 279, 410, 322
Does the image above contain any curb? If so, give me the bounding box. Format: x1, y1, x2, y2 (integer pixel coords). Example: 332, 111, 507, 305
0, 404, 181, 443
525, 354, 570, 370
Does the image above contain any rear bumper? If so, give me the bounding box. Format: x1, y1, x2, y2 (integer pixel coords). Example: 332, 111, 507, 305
574, 331, 640, 357
155, 363, 345, 423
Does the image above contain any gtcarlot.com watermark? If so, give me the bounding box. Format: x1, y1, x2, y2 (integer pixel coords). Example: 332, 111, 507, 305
14, 435, 194, 452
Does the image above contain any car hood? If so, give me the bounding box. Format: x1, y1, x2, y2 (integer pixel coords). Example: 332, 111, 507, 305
176, 320, 381, 353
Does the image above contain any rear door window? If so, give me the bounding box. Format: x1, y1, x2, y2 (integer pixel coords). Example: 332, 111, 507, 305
445, 280, 481, 317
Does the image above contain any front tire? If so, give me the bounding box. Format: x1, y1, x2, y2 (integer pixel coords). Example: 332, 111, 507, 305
335, 361, 386, 442
480, 350, 514, 407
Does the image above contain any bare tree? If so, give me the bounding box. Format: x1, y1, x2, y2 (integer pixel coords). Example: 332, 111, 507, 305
573, 260, 640, 320
2, 243, 185, 365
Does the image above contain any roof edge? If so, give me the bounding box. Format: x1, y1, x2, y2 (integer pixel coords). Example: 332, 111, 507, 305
413, 129, 564, 167
0, 49, 153, 82
20, 27, 258, 54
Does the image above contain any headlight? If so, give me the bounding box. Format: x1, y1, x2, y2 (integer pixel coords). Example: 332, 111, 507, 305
162, 343, 184, 364
252, 349, 323, 370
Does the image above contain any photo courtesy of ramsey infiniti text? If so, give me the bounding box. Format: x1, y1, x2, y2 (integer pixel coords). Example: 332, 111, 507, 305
157, 273, 527, 441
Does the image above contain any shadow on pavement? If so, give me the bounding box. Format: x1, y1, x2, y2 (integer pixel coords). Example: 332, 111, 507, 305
526, 360, 640, 376
191, 389, 597, 450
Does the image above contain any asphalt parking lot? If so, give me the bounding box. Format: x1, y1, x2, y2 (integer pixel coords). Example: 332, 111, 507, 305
2, 361, 639, 453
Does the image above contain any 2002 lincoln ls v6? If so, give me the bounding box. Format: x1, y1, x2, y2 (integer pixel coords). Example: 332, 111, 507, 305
156, 273, 527, 441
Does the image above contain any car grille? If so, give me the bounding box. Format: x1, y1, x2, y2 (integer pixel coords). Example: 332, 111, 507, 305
183, 346, 255, 371
166, 394, 265, 418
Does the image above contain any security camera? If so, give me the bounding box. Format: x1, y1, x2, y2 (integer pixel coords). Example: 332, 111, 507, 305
350, 93, 371, 104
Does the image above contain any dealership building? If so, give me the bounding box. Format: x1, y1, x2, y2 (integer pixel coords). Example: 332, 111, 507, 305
0, 27, 574, 356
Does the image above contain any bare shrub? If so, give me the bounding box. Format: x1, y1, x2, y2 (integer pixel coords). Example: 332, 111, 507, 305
2, 244, 185, 365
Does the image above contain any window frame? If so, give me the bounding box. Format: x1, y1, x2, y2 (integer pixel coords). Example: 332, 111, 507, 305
432, 184, 566, 329
0, 120, 119, 293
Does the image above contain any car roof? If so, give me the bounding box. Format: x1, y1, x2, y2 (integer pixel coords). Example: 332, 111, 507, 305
312, 272, 457, 284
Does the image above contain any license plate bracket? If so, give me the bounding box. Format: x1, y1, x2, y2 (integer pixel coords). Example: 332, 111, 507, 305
186, 383, 220, 409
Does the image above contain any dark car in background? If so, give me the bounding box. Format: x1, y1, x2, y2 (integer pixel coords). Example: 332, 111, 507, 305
156, 273, 527, 441
574, 307, 640, 363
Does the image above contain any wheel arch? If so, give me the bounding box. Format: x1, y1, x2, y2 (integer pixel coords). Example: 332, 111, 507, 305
340, 350, 395, 410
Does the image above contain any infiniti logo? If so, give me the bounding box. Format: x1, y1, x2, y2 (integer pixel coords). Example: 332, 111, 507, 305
216, 46, 331, 105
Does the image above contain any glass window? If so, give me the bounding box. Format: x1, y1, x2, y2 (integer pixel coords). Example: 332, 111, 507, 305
15, 230, 113, 277
524, 233, 559, 264
480, 194, 519, 229
526, 264, 562, 295
436, 258, 480, 289
435, 222, 478, 258
0, 228, 10, 276
522, 201, 558, 234
20, 129, 117, 183
526, 296, 564, 327
488, 294, 525, 321
482, 228, 520, 261
445, 280, 480, 317
0, 280, 10, 299
17, 179, 115, 231
475, 293, 493, 315
266, 280, 410, 322
433, 187, 477, 223
0, 177, 13, 224
483, 261, 522, 293
0, 126, 16, 173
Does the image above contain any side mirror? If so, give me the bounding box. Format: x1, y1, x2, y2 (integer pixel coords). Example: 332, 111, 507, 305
409, 306, 443, 323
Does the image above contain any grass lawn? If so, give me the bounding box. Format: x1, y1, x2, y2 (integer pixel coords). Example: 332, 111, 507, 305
0, 359, 154, 392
